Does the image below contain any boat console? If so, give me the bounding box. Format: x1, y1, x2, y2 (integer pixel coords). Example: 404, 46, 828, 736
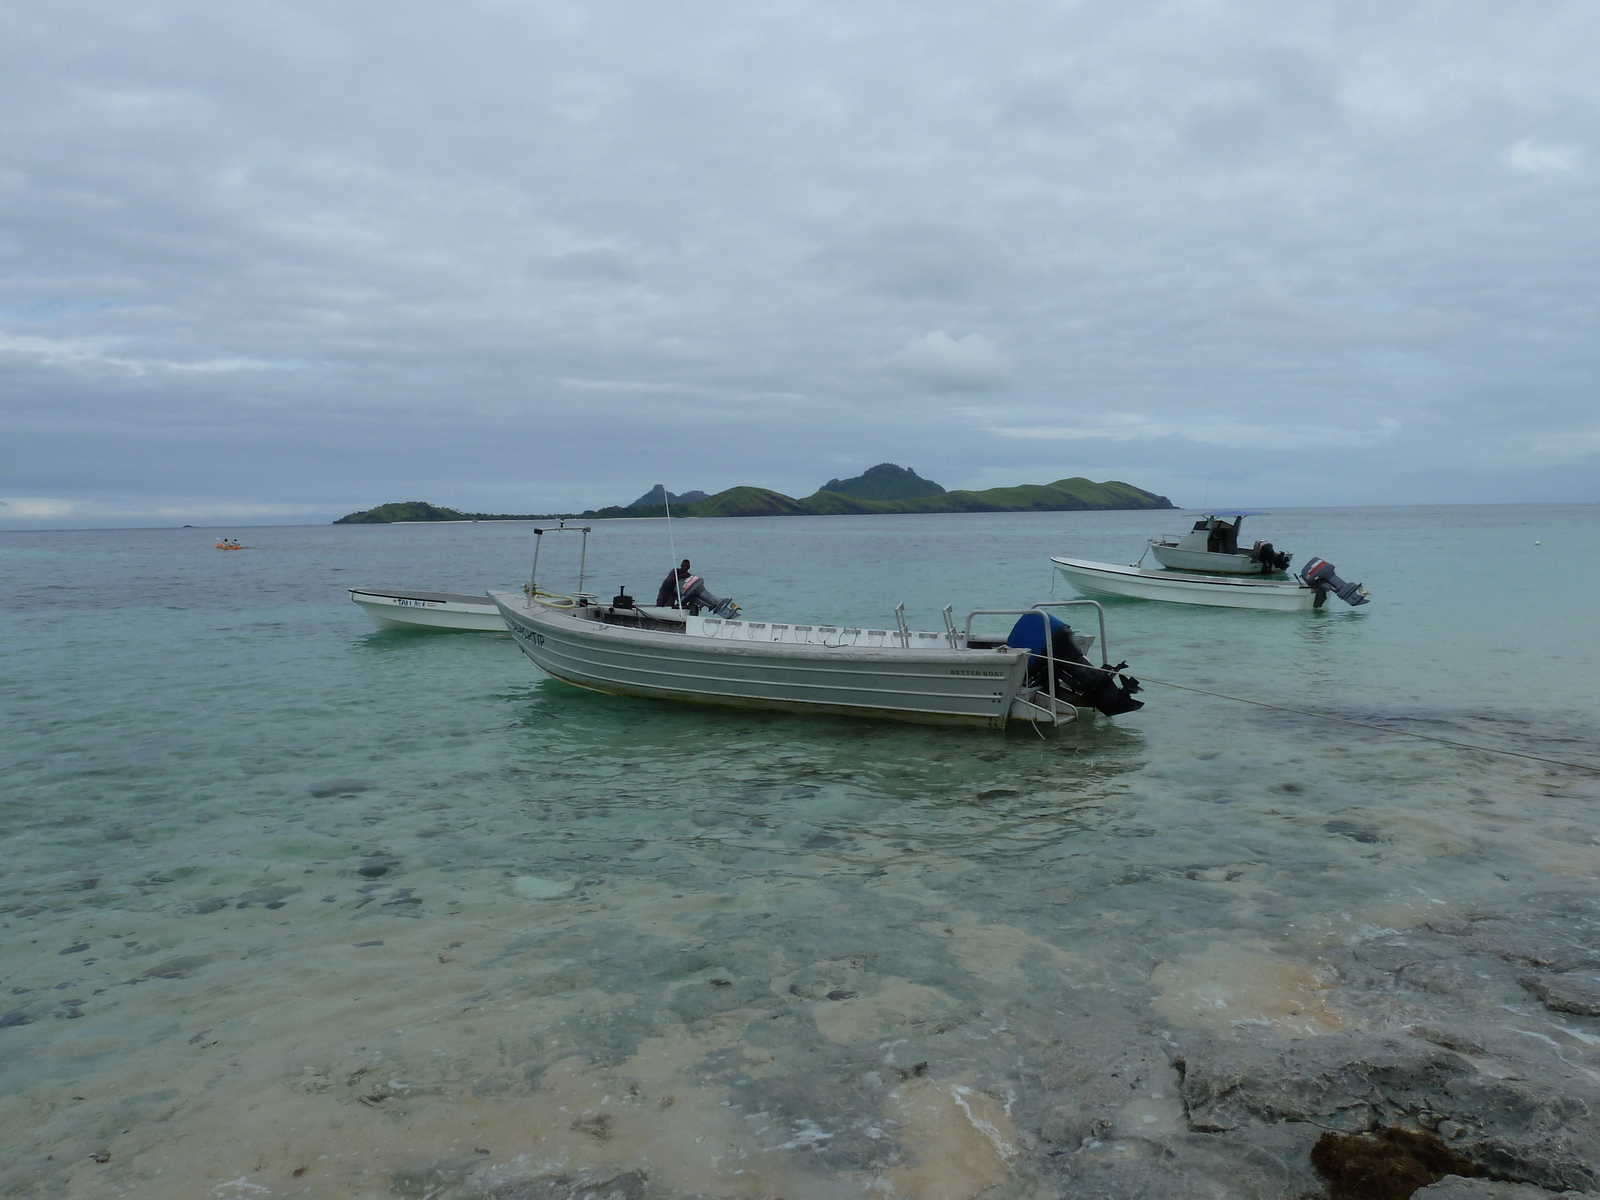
1149, 512, 1291, 575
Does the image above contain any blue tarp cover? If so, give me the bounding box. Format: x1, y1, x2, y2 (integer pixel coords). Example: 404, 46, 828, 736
1005, 612, 1065, 656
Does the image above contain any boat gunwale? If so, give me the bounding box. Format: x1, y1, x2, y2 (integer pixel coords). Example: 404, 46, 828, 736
350, 587, 496, 609
487, 592, 1032, 663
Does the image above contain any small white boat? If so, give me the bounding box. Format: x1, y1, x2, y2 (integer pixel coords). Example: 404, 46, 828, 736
1052, 556, 1369, 611
488, 589, 1143, 729
1146, 512, 1291, 575
348, 588, 505, 632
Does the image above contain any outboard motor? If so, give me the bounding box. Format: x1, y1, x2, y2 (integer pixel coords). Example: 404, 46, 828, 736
1298, 558, 1369, 608
1250, 540, 1291, 573
611, 586, 635, 609
679, 575, 740, 619
1006, 613, 1143, 716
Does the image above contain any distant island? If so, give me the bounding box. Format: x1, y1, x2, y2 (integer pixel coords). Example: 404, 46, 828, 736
333, 463, 1174, 524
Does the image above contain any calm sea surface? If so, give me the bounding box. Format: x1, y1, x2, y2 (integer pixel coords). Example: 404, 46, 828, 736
3, 505, 1598, 1198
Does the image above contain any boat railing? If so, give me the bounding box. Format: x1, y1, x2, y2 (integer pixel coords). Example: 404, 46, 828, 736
893, 602, 911, 649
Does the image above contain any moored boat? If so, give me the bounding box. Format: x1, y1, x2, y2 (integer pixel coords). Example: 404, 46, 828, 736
488, 589, 1143, 729
1052, 556, 1369, 611
349, 588, 506, 632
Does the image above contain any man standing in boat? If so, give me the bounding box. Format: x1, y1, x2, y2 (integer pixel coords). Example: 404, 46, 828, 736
655, 560, 742, 617
657, 560, 692, 608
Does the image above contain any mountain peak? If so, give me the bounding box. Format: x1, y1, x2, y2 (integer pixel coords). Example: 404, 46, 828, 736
628, 484, 710, 509
819, 463, 946, 502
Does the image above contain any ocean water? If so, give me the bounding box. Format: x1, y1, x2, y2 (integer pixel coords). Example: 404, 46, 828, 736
2, 505, 1598, 1199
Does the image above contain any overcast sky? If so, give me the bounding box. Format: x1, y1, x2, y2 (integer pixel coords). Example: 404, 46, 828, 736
3, 0, 1597, 527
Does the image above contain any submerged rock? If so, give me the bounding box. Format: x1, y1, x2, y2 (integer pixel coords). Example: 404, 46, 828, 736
511, 875, 575, 900
308, 778, 375, 798
1177, 1032, 1599, 1190
487, 1172, 650, 1199
440, 1167, 653, 1199
391, 1155, 484, 1197
238, 885, 300, 904
1518, 973, 1600, 1016
1416, 1180, 1600, 1199
1310, 1127, 1482, 1199
139, 955, 213, 980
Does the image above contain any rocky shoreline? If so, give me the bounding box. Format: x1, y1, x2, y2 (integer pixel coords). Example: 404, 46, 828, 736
401, 888, 1600, 1200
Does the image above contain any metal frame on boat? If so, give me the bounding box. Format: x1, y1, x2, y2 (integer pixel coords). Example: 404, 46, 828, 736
489, 589, 1133, 729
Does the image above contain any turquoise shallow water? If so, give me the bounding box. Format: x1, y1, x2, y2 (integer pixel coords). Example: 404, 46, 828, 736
2, 506, 1598, 1198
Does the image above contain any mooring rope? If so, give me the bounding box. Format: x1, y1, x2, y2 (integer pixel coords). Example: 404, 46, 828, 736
1129, 673, 1600, 774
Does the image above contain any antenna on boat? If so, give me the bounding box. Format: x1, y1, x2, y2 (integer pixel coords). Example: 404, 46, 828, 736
663, 487, 684, 608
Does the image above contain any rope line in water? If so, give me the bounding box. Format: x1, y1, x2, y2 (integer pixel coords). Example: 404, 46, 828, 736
1130, 674, 1600, 774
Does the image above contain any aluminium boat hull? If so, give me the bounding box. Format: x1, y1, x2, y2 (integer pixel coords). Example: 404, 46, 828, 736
489, 592, 1039, 729
349, 588, 506, 631
1052, 557, 1318, 611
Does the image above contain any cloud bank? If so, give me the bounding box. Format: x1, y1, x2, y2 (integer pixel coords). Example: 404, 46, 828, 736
2, 0, 1598, 526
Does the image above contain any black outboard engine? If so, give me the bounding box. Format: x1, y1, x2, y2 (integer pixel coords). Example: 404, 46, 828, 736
1298, 558, 1369, 608
679, 575, 740, 619
1250, 540, 1291, 573
611, 586, 635, 609
1010, 615, 1143, 716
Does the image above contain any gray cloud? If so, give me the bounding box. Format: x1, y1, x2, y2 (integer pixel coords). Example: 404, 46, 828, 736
883, 331, 1013, 391
2, 0, 1597, 526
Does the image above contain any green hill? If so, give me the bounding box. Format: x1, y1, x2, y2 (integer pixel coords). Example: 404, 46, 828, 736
335, 500, 471, 524
660, 475, 1171, 518
799, 490, 885, 515
335, 469, 1174, 525
334, 500, 563, 524
875, 477, 1172, 514
690, 487, 817, 518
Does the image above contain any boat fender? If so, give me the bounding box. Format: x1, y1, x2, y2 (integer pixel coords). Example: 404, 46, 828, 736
1298, 558, 1369, 607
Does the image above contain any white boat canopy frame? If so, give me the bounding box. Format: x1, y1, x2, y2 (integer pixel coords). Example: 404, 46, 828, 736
529, 520, 593, 603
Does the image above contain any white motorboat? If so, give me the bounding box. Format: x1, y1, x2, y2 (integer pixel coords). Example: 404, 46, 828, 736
1052, 556, 1369, 611
1146, 512, 1292, 575
488, 589, 1143, 729
348, 588, 505, 632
